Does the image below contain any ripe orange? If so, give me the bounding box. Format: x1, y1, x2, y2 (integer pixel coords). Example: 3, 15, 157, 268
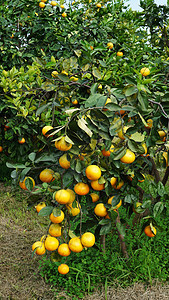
49, 210, 64, 223
85, 165, 101, 181
69, 237, 83, 253
120, 149, 136, 164
51, 1, 57, 6
101, 145, 114, 157
58, 244, 71, 256
145, 119, 153, 129
91, 179, 105, 191
144, 225, 157, 237
66, 189, 76, 204
42, 125, 53, 137
140, 67, 150, 76
55, 189, 70, 204
39, 2, 45, 8
55, 137, 72, 151
32, 241, 46, 255
48, 223, 62, 237
66, 202, 81, 216
60, 4, 64, 8
96, 3, 102, 8
0, 146, 3, 152
90, 45, 94, 50
158, 130, 166, 139
90, 193, 99, 202
74, 182, 90, 195
113, 180, 124, 190
72, 99, 78, 105
58, 264, 69, 274
81, 232, 95, 247
39, 169, 54, 183
118, 126, 129, 140
107, 42, 113, 49
108, 196, 122, 209
117, 51, 123, 56
45, 236, 59, 251
94, 203, 107, 217
110, 177, 117, 186
51, 71, 58, 77
62, 12, 67, 17
18, 137, 25, 144
59, 153, 70, 169
35, 202, 46, 213
19, 176, 35, 190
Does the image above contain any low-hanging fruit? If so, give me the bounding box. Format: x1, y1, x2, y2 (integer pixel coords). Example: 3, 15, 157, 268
35, 202, 46, 213
120, 149, 136, 164
58, 244, 71, 256
74, 182, 90, 195
68, 237, 83, 253
85, 165, 101, 181
42, 125, 53, 137
58, 264, 69, 274
91, 179, 105, 191
45, 236, 59, 251
94, 203, 107, 217
140, 67, 150, 76
55, 137, 72, 151
19, 176, 35, 190
59, 153, 70, 169
32, 241, 46, 255
49, 210, 64, 223
39, 169, 54, 183
81, 232, 95, 247
144, 225, 157, 237
48, 223, 62, 237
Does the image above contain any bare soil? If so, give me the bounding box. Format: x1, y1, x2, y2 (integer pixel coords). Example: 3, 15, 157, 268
0, 183, 169, 300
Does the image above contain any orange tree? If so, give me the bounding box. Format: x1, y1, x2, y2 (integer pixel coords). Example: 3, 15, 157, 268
1, 0, 169, 274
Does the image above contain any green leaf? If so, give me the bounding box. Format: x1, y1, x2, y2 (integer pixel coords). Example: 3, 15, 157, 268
36, 103, 51, 116
125, 86, 138, 97
113, 147, 126, 160
53, 207, 62, 217
99, 222, 112, 235
149, 183, 157, 198
28, 152, 36, 162
153, 202, 164, 218
157, 182, 165, 196
75, 159, 82, 173
57, 74, 69, 82
130, 132, 145, 142
77, 118, 93, 137
6, 162, 26, 169
38, 206, 53, 217
92, 67, 102, 79
116, 222, 125, 237
84, 94, 101, 108
25, 177, 34, 191
99, 219, 111, 225
128, 140, 145, 153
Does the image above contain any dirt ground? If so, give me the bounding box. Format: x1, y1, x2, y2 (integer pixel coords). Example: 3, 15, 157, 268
0, 183, 169, 300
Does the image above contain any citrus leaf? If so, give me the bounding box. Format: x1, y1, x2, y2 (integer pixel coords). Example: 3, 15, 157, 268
153, 202, 164, 218
38, 206, 53, 216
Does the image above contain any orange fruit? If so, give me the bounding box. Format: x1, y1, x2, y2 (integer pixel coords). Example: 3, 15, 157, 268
68, 237, 83, 253
58, 264, 69, 275
55, 189, 70, 204
101, 145, 114, 157
110, 177, 117, 186
66, 189, 76, 204
90, 46, 94, 50
145, 119, 153, 129
49, 223, 62, 237
120, 149, 136, 164
55, 137, 72, 151
0, 146, 3, 152
108, 196, 122, 209
113, 180, 124, 190
144, 225, 156, 237
96, 3, 102, 8
18, 137, 25, 144
51, 1, 57, 6
59, 153, 70, 169
19, 176, 35, 190
66, 202, 81, 216
74, 182, 90, 195
138, 174, 145, 183
51, 71, 58, 77
39, 169, 54, 183
140, 67, 150, 76
118, 126, 129, 140
35, 202, 46, 213
39, 2, 45, 8
60, 4, 64, 8
72, 99, 78, 105
94, 203, 107, 217
90, 193, 99, 203
42, 125, 53, 137
58, 244, 71, 256
91, 180, 105, 191
62, 12, 67, 17
32, 241, 46, 255
158, 130, 166, 139
85, 165, 101, 181
45, 236, 59, 251
81, 232, 95, 247
107, 42, 113, 49
117, 51, 123, 56
49, 210, 64, 223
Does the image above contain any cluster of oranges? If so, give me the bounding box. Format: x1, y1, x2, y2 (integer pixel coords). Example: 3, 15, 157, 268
38, 0, 67, 17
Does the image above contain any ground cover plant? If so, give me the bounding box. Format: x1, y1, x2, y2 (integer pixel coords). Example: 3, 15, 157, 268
0, 0, 169, 298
